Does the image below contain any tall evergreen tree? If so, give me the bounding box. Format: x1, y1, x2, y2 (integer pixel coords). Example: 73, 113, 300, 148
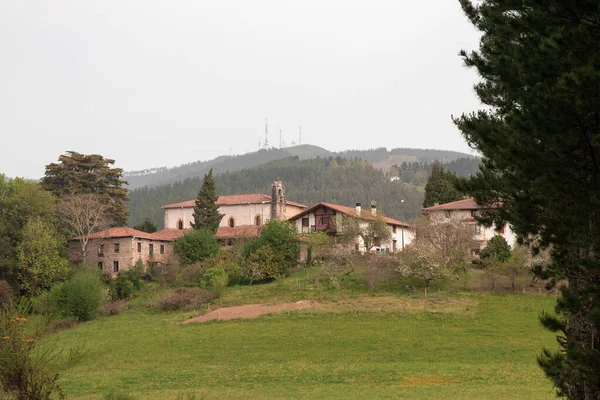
423, 161, 463, 207
191, 169, 224, 232
456, 1, 600, 397
41, 151, 129, 226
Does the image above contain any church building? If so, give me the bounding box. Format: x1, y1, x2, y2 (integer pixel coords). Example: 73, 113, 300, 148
158, 178, 306, 239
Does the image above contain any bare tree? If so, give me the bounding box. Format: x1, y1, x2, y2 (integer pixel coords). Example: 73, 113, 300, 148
413, 215, 476, 273
397, 241, 447, 288
338, 215, 392, 252
57, 194, 109, 263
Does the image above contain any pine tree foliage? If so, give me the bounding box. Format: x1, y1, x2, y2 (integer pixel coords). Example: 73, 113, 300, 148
191, 169, 224, 232
423, 161, 464, 207
41, 151, 129, 226
455, 1, 600, 397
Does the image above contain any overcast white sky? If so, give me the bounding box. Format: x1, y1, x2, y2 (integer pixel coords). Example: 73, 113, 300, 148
0, 1, 482, 179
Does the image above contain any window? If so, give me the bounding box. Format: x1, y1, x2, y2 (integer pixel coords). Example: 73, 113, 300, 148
98, 261, 103, 270
302, 217, 309, 227
471, 210, 478, 217
177, 219, 184, 230
149, 244, 154, 254
229, 217, 235, 228
137, 242, 142, 252
374, 237, 382, 247
160, 245, 164, 254
114, 243, 120, 253
320, 216, 330, 225
476, 225, 482, 234
498, 224, 506, 234
98, 244, 104, 255
444, 210, 451, 219
392, 225, 397, 233
113, 261, 119, 272
255, 215, 261, 226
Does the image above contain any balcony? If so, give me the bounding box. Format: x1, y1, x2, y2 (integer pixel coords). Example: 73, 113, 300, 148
312, 224, 337, 233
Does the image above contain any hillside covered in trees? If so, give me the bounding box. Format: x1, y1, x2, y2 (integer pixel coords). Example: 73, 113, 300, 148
128, 157, 426, 229
125, 145, 476, 189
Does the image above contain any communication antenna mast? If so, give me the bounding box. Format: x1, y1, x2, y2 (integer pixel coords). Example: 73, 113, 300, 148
279, 129, 282, 149
258, 136, 261, 150
263, 118, 270, 149
299, 125, 302, 145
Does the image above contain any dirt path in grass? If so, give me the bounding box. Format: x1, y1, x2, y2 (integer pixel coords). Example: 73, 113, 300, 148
181, 296, 477, 324
182, 300, 317, 324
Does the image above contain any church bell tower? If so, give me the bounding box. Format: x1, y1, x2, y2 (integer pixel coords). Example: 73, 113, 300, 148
271, 178, 287, 221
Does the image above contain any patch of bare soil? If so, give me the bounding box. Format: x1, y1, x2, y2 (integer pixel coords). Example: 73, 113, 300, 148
182, 300, 317, 324
181, 296, 476, 324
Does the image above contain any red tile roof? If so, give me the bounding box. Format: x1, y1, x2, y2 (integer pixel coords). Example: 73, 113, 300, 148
216, 225, 260, 238
422, 198, 502, 212
288, 202, 411, 228
162, 194, 306, 209
150, 228, 191, 241
71, 227, 155, 241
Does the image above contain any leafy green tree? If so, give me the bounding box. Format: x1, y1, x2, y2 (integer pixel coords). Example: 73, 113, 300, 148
51, 270, 103, 321
191, 169, 224, 232
174, 228, 220, 265
0, 177, 59, 285
243, 220, 299, 270
41, 151, 129, 226
133, 218, 158, 233
455, 1, 600, 396
16, 217, 69, 296
423, 162, 463, 207
479, 236, 512, 265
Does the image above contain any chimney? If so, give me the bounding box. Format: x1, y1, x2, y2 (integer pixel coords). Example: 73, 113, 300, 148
371, 201, 377, 216
434, 202, 439, 206
355, 202, 361, 215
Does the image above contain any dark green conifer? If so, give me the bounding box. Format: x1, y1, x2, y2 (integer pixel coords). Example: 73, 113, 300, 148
191, 169, 224, 232
456, 1, 600, 397
423, 161, 463, 207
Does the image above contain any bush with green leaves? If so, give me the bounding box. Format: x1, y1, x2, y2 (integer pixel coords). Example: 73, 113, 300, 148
202, 267, 228, 298
147, 288, 215, 311
205, 251, 241, 284
174, 228, 221, 265
242, 220, 299, 280
241, 245, 284, 283
51, 270, 104, 322
480, 236, 512, 265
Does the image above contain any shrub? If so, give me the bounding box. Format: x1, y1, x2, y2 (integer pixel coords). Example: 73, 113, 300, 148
0, 300, 82, 399
178, 263, 206, 286
202, 267, 228, 298
0, 280, 13, 309
148, 288, 216, 311
205, 251, 241, 284
52, 270, 104, 321
33, 290, 60, 316
174, 229, 220, 265
243, 220, 299, 270
241, 245, 284, 283
147, 263, 180, 287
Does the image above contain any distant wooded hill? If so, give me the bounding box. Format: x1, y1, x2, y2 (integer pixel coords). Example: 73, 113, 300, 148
128, 156, 427, 229
124, 145, 477, 189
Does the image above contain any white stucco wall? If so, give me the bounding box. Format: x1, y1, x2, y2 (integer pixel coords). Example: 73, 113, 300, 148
293, 210, 413, 253
427, 209, 516, 248
165, 203, 307, 230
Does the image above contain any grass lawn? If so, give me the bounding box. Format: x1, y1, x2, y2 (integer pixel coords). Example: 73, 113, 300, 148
54, 268, 559, 399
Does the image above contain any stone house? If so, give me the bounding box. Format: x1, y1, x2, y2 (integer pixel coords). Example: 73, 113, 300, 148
68, 227, 178, 277
422, 198, 516, 256
288, 201, 414, 253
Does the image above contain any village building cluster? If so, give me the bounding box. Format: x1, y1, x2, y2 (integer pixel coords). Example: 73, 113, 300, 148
68, 178, 515, 276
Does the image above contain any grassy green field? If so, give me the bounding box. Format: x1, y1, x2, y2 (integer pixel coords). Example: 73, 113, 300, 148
54, 268, 559, 399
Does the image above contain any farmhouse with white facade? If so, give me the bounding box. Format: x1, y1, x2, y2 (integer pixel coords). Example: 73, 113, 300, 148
422, 198, 516, 255
288, 201, 414, 253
